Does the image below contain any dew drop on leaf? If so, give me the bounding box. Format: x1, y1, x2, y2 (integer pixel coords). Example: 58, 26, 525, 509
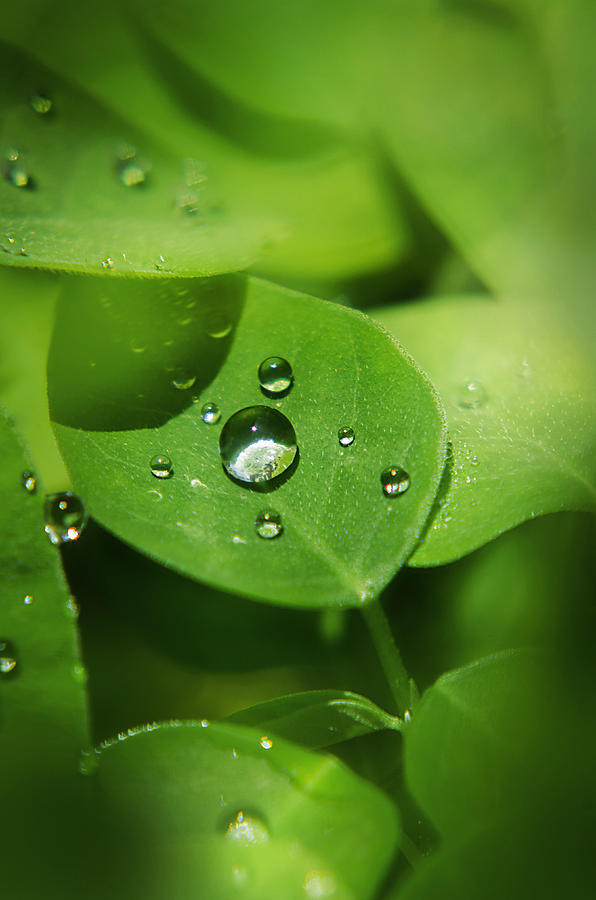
21, 471, 37, 493
44, 492, 88, 544
219, 406, 297, 483
201, 402, 221, 425
0, 640, 18, 676
101, 257, 114, 270
30, 93, 52, 115
255, 509, 283, 540
3, 148, 32, 188
170, 368, 196, 391
338, 426, 355, 447
150, 455, 173, 479
457, 380, 487, 409
258, 356, 293, 396
23, 594, 34, 605
72, 663, 88, 684
380, 467, 410, 497
225, 810, 270, 845
206, 312, 232, 339
259, 736, 273, 750
65, 597, 79, 620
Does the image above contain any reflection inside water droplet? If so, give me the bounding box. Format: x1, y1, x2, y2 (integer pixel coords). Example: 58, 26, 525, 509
201, 402, 221, 425
255, 510, 283, 540
457, 381, 486, 409
225, 810, 270, 845
21, 471, 37, 493
150, 455, 173, 479
260, 736, 273, 750
0, 640, 17, 676
381, 467, 410, 497
219, 406, 297, 484
44, 493, 88, 544
258, 357, 293, 396
338, 426, 355, 447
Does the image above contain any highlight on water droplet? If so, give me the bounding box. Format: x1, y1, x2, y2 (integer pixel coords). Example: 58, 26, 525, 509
201, 402, 221, 425
101, 257, 115, 270
21, 471, 37, 493
65, 597, 79, 620
3, 147, 33, 188
0, 640, 17, 676
170, 368, 196, 391
44, 493, 88, 545
219, 406, 298, 484
338, 426, 355, 447
30, 92, 52, 115
72, 663, 87, 684
225, 810, 270, 845
380, 466, 410, 497
259, 736, 273, 750
23, 594, 34, 606
150, 455, 173, 479
457, 381, 487, 409
258, 357, 293, 397
255, 510, 283, 540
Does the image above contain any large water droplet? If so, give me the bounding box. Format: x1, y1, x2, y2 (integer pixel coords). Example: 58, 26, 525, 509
255, 510, 283, 539
201, 402, 221, 425
258, 357, 293, 396
150, 455, 173, 479
170, 368, 196, 391
225, 811, 270, 845
338, 426, 355, 447
457, 381, 486, 409
219, 406, 297, 484
44, 493, 88, 544
21, 471, 37, 493
0, 640, 17, 676
381, 467, 410, 497
30, 93, 52, 115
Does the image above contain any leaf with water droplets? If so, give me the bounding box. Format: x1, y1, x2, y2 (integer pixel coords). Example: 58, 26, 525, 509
92, 719, 399, 899
227, 689, 402, 750
0, 409, 89, 775
374, 295, 596, 566
48, 275, 447, 607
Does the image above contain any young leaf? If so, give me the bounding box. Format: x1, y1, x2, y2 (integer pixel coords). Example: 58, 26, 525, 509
49, 275, 447, 607
227, 690, 402, 749
90, 719, 400, 899
0, 409, 89, 775
403, 650, 544, 839
374, 295, 596, 566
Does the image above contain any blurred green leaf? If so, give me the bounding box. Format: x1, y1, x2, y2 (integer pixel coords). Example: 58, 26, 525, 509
403, 650, 543, 839
227, 690, 402, 749
0, 408, 89, 775
374, 295, 596, 566
49, 275, 447, 607
91, 719, 399, 899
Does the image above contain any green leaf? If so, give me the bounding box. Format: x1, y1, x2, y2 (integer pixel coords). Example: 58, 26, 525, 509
49, 275, 447, 607
403, 650, 543, 839
0, 408, 89, 775
373, 295, 596, 566
90, 719, 400, 899
227, 690, 402, 749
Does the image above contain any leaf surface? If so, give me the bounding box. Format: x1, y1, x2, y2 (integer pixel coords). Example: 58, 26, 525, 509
374, 295, 596, 566
49, 276, 447, 607
91, 719, 399, 899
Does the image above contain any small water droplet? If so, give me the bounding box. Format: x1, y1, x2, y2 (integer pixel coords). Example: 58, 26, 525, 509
65, 597, 79, 620
150, 455, 173, 479
457, 381, 486, 409
0, 640, 17, 676
23, 594, 34, 606
381, 467, 410, 497
72, 663, 87, 684
258, 357, 293, 396
30, 93, 52, 114
201, 402, 221, 425
255, 510, 283, 540
231, 865, 249, 887
101, 257, 115, 270
184, 157, 208, 187
176, 189, 200, 215
200, 719, 210, 728
44, 493, 88, 544
206, 313, 231, 339
470, 455, 479, 467
21, 471, 37, 493
338, 426, 355, 447
226, 810, 270, 845
403, 709, 412, 724
519, 358, 532, 378
3, 148, 32, 189
115, 143, 150, 187
303, 871, 337, 898
155, 255, 166, 271
78, 749, 99, 776
170, 368, 196, 391
259, 736, 273, 750
219, 406, 297, 484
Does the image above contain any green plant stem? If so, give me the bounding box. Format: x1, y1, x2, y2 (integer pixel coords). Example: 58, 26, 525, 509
361, 598, 412, 716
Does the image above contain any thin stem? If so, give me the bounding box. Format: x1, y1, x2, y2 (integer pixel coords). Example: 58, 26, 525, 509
361, 598, 412, 716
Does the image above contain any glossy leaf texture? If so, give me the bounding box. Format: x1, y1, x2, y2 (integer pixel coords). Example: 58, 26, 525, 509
227, 690, 402, 749
0, 409, 89, 774
403, 650, 544, 839
89, 719, 400, 899
0, 1, 407, 283
373, 295, 596, 566
49, 275, 447, 607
